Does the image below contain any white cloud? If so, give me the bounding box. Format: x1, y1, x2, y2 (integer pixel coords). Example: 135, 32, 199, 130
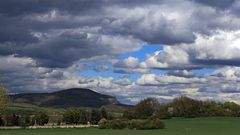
141, 30, 240, 69
137, 74, 206, 85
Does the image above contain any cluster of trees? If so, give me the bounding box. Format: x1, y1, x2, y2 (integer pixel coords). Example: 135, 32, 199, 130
63, 107, 109, 125
0, 112, 49, 127
123, 98, 171, 120
171, 97, 240, 117
98, 98, 165, 130
0, 107, 110, 127
123, 97, 240, 120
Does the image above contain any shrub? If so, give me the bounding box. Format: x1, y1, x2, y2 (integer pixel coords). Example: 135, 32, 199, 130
151, 118, 165, 129
131, 118, 164, 130
99, 118, 165, 130
48, 115, 63, 125
128, 119, 146, 130
98, 118, 110, 129
111, 119, 128, 129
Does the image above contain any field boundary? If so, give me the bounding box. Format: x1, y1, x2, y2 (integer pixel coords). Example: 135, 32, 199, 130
0, 125, 98, 129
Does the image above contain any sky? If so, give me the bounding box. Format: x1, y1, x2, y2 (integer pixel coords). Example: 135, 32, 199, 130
1, 0, 240, 104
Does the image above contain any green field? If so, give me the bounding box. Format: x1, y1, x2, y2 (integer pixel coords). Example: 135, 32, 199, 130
1, 117, 240, 135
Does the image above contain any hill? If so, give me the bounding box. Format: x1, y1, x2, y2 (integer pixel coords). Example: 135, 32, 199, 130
10, 88, 129, 110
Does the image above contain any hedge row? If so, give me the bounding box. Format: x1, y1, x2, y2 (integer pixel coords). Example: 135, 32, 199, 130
98, 118, 164, 130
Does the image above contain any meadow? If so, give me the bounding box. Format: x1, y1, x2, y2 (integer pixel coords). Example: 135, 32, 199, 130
0, 117, 239, 135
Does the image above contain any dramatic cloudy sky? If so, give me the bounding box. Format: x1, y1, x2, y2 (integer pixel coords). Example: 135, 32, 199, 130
1, 0, 240, 104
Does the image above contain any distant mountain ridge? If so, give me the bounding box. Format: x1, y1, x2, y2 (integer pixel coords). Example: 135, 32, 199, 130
10, 88, 127, 109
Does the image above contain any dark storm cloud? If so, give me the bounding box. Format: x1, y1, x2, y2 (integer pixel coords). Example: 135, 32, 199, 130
167, 70, 196, 78
0, 0, 163, 17
220, 89, 240, 94
0, 16, 39, 43
0, 0, 147, 68
8, 32, 139, 68
192, 0, 236, 9
1, 0, 240, 69
0, 0, 101, 17
192, 59, 240, 67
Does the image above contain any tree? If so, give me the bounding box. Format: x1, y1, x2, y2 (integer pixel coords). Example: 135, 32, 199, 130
4, 113, 19, 126
19, 115, 31, 128
90, 109, 101, 125
155, 104, 172, 119
0, 84, 10, 112
79, 110, 88, 124
223, 101, 240, 116
0, 116, 4, 126
63, 108, 80, 125
123, 109, 136, 120
35, 112, 49, 126
100, 107, 108, 119
135, 98, 159, 119
171, 96, 201, 117
63, 108, 88, 125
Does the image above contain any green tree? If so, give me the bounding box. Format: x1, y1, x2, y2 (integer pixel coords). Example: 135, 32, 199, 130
135, 98, 159, 119
79, 110, 88, 124
171, 96, 201, 117
63, 108, 80, 125
123, 109, 136, 120
0, 116, 4, 126
223, 101, 240, 116
63, 108, 88, 125
90, 109, 101, 125
35, 112, 49, 126
4, 113, 19, 126
156, 104, 172, 119
0, 84, 10, 112
19, 115, 31, 128
100, 107, 108, 119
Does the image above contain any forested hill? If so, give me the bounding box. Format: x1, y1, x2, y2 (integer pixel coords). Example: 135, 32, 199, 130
10, 88, 127, 109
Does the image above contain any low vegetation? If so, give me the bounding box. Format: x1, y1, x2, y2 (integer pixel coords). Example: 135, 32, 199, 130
1, 117, 240, 135
98, 118, 164, 130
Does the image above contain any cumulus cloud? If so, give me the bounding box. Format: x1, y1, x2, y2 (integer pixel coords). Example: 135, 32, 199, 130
114, 56, 140, 68
137, 74, 206, 86
113, 68, 148, 74
167, 70, 196, 78
140, 30, 240, 69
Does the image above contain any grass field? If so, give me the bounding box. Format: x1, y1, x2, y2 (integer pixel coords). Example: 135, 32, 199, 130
0, 117, 240, 135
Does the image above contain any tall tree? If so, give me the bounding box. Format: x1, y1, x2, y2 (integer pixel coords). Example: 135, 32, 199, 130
100, 107, 108, 119
135, 98, 159, 119
0, 84, 10, 112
